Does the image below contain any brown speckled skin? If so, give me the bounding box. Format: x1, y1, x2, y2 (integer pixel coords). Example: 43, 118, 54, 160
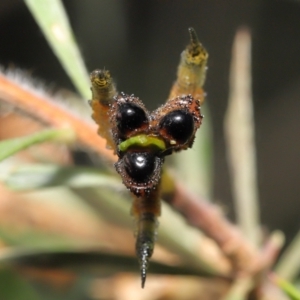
108, 93, 202, 196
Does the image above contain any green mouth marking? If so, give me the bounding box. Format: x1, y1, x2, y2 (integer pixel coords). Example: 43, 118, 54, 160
119, 134, 166, 153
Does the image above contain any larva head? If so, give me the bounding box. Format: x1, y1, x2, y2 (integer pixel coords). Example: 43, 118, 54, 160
90, 69, 112, 89
115, 150, 164, 197
109, 93, 150, 142
152, 95, 203, 152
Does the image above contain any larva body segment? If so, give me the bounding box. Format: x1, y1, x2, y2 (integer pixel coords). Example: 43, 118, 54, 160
169, 28, 208, 104
89, 69, 117, 151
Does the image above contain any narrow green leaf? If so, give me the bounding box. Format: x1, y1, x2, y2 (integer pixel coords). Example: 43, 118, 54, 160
0, 227, 97, 250
272, 275, 300, 300
2, 164, 117, 190
0, 128, 75, 162
24, 0, 90, 99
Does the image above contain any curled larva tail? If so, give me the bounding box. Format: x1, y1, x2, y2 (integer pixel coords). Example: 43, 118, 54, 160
89, 69, 117, 151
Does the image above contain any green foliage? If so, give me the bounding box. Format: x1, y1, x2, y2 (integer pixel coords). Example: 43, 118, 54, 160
0, 128, 74, 162
274, 276, 300, 300
24, 0, 90, 99
0, 269, 39, 300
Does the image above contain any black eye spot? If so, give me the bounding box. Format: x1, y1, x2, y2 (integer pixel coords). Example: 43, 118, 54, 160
117, 103, 148, 134
124, 152, 156, 183
159, 110, 194, 144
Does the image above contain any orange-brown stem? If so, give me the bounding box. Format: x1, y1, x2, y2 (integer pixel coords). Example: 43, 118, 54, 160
163, 181, 273, 275
0, 74, 116, 163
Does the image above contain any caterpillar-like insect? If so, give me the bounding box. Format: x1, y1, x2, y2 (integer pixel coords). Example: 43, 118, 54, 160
89, 28, 208, 288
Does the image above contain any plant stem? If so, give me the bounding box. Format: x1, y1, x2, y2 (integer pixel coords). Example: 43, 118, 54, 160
0, 73, 116, 162
224, 28, 260, 247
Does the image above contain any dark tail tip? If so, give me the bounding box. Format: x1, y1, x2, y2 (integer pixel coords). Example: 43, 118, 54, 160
141, 267, 147, 288
188, 27, 199, 45
139, 243, 150, 288
135, 212, 156, 288
136, 238, 154, 289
